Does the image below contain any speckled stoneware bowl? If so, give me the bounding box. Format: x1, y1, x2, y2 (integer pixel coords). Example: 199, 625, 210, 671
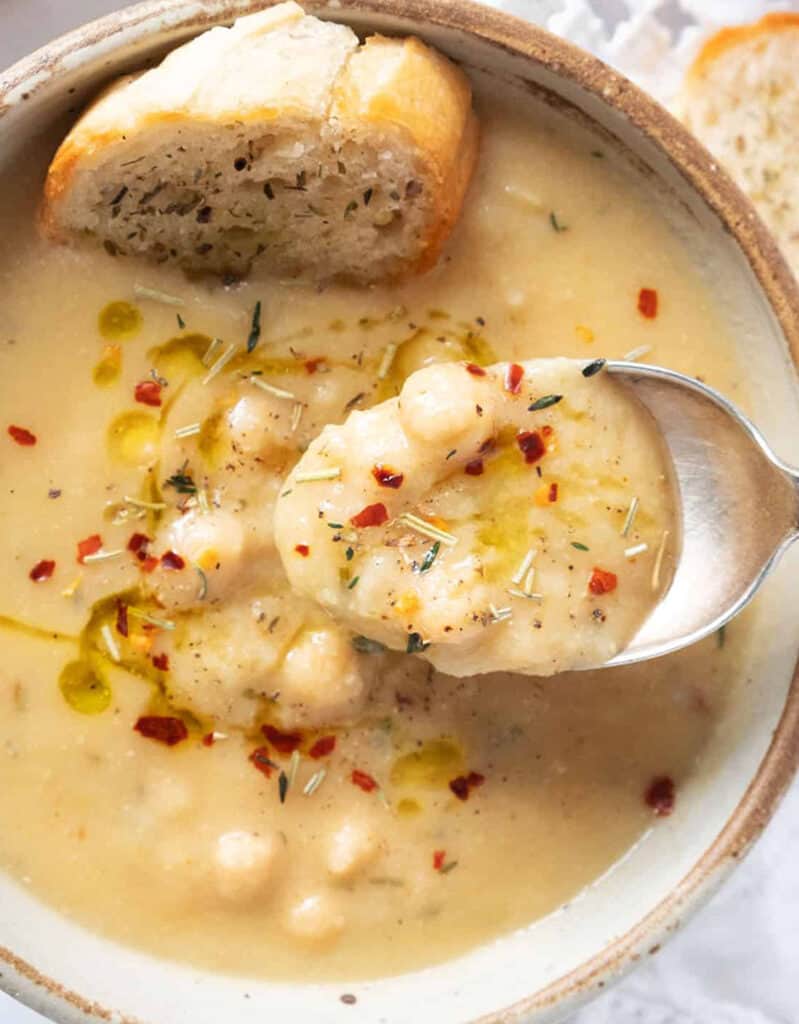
2, 2, 799, 1022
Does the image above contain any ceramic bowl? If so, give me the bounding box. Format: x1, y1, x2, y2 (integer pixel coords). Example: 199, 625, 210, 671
1, 3, 799, 1022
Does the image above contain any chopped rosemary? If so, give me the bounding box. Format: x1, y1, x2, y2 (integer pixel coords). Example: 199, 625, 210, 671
295, 467, 341, 483
303, 767, 327, 796
651, 530, 669, 590
195, 565, 208, 600
133, 283, 184, 307
127, 608, 176, 630
716, 624, 727, 649
406, 632, 429, 654
249, 375, 295, 400
582, 358, 606, 378
100, 623, 120, 662
176, 313, 186, 329
202, 342, 237, 384
352, 635, 386, 655
446, 449, 457, 460
347, 575, 360, 590
290, 403, 304, 433
164, 463, 197, 495
489, 603, 513, 623
624, 542, 648, 559
287, 749, 301, 787
82, 548, 124, 563
511, 547, 537, 586
621, 496, 640, 537
571, 542, 589, 551
201, 336, 223, 367
398, 513, 457, 547
246, 300, 262, 353
528, 394, 563, 411
506, 588, 543, 602
377, 342, 398, 380
344, 200, 358, 218
174, 422, 201, 439
419, 541, 441, 573
278, 770, 289, 804
549, 211, 568, 232
623, 344, 652, 362
123, 495, 167, 511
327, 522, 344, 529
345, 546, 354, 561
439, 860, 459, 874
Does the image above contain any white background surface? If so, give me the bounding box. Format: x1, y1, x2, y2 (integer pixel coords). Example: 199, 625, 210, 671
1, 1, 798, 1022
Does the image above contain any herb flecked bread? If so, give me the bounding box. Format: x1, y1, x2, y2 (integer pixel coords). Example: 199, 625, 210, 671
680, 13, 799, 273
41, 2, 479, 283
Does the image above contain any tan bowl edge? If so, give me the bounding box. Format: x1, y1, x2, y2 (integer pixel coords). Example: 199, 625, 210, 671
1, 2, 799, 1022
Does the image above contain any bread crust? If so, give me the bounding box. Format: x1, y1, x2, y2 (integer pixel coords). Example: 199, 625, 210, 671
332, 34, 479, 274
40, 4, 479, 282
687, 12, 799, 83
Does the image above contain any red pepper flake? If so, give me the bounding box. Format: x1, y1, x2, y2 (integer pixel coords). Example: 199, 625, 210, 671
517, 430, 546, 464
134, 715, 188, 747
588, 567, 618, 596
29, 559, 55, 582
304, 357, 326, 374
645, 775, 675, 816
151, 652, 169, 672
465, 362, 486, 377
309, 735, 336, 759
638, 287, 658, 319
262, 723, 303, 755
8, 425, 36, 446
294, 543, 310, 557
351, 769, 378, 792
160, 550, 185, 571
372, 465, 404, 489
505, 363, 524, 394
548, 482, 559, 503
134, 380, 162, 407
140, 555, 159, 573
433, 849, 446, 871
250, 746, 277, 777
76, 534, 102, 563
449, 771, 485, 801
115, 601, 129, 638
202, 732, 215, 747
350, 502, 389, 529
464, 458, 484, 476
127, 532, 151, 556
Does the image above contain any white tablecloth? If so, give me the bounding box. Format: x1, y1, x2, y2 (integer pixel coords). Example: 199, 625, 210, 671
1, 2, 797, 1021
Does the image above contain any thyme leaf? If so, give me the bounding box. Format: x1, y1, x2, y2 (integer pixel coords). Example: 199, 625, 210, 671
246, 300, 262, 353
528, 394, 563, 411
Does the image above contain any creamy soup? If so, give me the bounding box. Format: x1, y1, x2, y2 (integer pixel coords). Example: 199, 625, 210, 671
0, 73, 742, 981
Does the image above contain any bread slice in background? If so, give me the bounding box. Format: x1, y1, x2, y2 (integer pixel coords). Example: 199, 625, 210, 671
680, 13, 799, 273
41, 1, 478, 284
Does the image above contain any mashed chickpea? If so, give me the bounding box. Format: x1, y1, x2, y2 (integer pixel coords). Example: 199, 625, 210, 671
274, 358, 676, 675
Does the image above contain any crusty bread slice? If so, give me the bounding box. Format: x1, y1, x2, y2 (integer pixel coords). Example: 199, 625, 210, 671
680, 13, 799, 272
41, 2, 478, 283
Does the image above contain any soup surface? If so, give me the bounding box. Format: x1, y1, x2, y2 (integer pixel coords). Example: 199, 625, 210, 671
0, 73, 742, 980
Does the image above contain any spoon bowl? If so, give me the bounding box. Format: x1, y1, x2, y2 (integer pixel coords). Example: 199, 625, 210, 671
607, 361, 799, 667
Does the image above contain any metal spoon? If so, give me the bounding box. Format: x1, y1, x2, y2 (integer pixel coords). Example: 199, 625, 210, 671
604, 361, 798, 668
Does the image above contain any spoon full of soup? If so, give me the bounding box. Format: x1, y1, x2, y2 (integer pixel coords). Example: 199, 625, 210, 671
274, 356, 799, 674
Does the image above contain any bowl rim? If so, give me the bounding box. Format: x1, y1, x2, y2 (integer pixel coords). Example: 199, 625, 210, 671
2, 2, 799, 1022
